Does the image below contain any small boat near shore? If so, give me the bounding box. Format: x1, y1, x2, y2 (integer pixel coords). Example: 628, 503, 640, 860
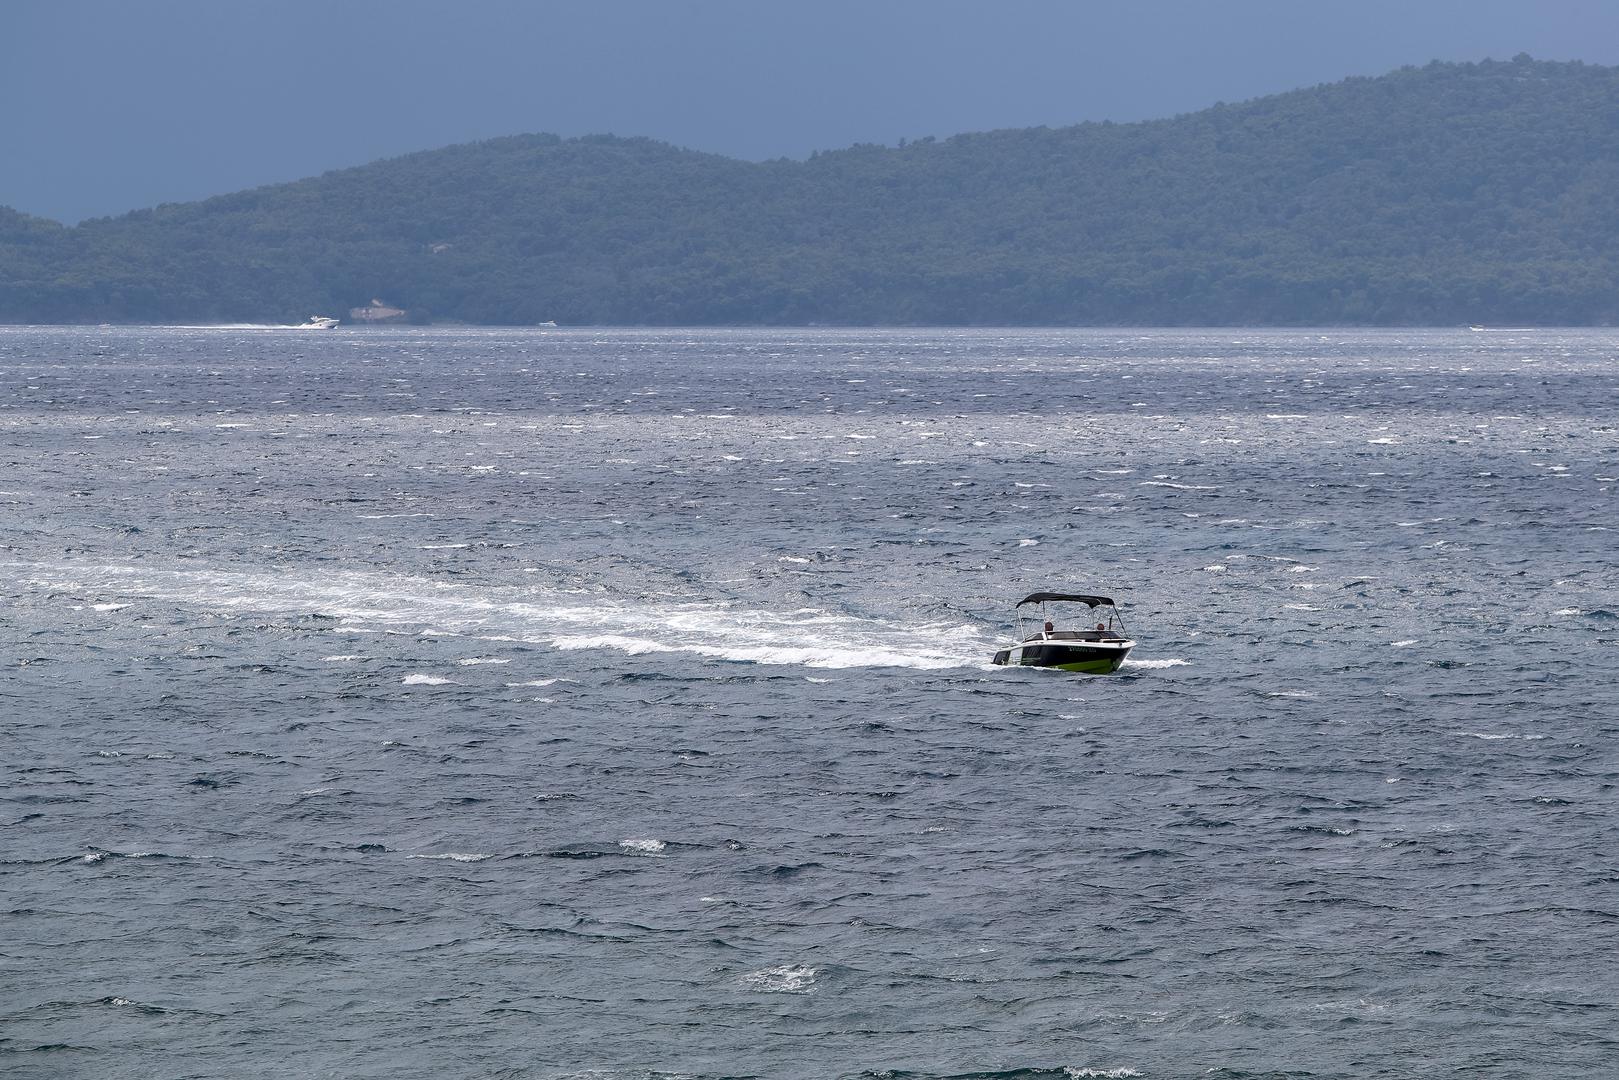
298, 315, 340, 329
991, 591, 1135, 673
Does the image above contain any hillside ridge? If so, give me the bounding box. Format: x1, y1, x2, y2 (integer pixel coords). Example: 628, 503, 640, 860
5, 56, 1618, 326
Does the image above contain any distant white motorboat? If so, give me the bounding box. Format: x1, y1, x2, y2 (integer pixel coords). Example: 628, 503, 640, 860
537, 320, 558, 328
298, 315, 340, 329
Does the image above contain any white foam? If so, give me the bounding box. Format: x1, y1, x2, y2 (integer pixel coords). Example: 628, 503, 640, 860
321, 654, 366, 662
1391, 639, 1418, 647
506, 678, 559, 687
1122, 658, 1189, 669
408, 852, 494, 862
401, 673, 454, 686
91, 602, 130, 612
741, 964, 817, 993
619, 838, 666, 855
1066, 1070, 1143, 1079
548, 628, 979, 670
1017, 538, 1039, 546
6, 561, 998, 672
455, 657, 510, 666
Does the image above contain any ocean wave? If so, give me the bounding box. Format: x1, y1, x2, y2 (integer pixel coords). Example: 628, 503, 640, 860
740, 964, 817, 993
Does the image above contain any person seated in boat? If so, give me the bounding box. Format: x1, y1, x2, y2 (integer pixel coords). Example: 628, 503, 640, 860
1044, 620, 1055, 635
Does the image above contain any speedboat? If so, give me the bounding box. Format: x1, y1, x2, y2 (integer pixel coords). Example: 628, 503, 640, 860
298, 315, 340, 329
991, 591, 1135, 673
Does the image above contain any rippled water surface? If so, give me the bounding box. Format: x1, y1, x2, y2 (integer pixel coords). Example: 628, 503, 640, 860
3, 326, 1617, 1079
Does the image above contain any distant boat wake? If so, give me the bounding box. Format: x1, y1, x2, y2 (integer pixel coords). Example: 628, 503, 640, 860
160, 322, 338, 330
8, 561, 996, 671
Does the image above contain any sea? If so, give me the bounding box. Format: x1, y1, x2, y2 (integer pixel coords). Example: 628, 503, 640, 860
2, 326, 1616, 1079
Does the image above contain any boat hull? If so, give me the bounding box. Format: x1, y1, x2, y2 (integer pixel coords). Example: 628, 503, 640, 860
992, 640, 1133, 674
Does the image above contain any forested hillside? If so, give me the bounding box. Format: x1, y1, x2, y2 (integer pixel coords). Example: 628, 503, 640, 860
5, 56, 1619, 326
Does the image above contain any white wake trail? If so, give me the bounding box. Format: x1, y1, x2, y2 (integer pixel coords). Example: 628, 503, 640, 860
9, 561, 993, 671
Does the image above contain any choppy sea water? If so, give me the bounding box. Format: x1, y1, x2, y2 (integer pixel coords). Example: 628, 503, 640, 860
2, 325, 1616, 1079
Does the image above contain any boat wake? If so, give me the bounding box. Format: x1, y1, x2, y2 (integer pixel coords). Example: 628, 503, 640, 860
152, 317, 339, 330
9, 561, 994, 671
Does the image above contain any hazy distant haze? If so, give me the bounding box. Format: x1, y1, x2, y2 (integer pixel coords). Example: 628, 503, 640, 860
7, 0, 1619, 224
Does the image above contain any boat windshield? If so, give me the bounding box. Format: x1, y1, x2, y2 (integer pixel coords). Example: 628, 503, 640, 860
1025, 628, 1122, 642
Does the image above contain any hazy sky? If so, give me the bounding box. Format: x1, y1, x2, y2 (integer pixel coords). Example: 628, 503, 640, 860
7, 0, 1619, 223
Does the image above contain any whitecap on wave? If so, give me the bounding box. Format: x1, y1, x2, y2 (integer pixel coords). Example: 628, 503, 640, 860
741, 964, 817, 993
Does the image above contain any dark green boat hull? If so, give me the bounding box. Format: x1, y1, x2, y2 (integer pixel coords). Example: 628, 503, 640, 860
992, 641, 1131, 674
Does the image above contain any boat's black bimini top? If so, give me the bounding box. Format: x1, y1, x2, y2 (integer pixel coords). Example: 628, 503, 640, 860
1016, 592, 1114, 608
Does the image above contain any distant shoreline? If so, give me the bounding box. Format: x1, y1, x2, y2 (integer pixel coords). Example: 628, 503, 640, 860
2, 322, 1606, 332
8, 59, 1619, 327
